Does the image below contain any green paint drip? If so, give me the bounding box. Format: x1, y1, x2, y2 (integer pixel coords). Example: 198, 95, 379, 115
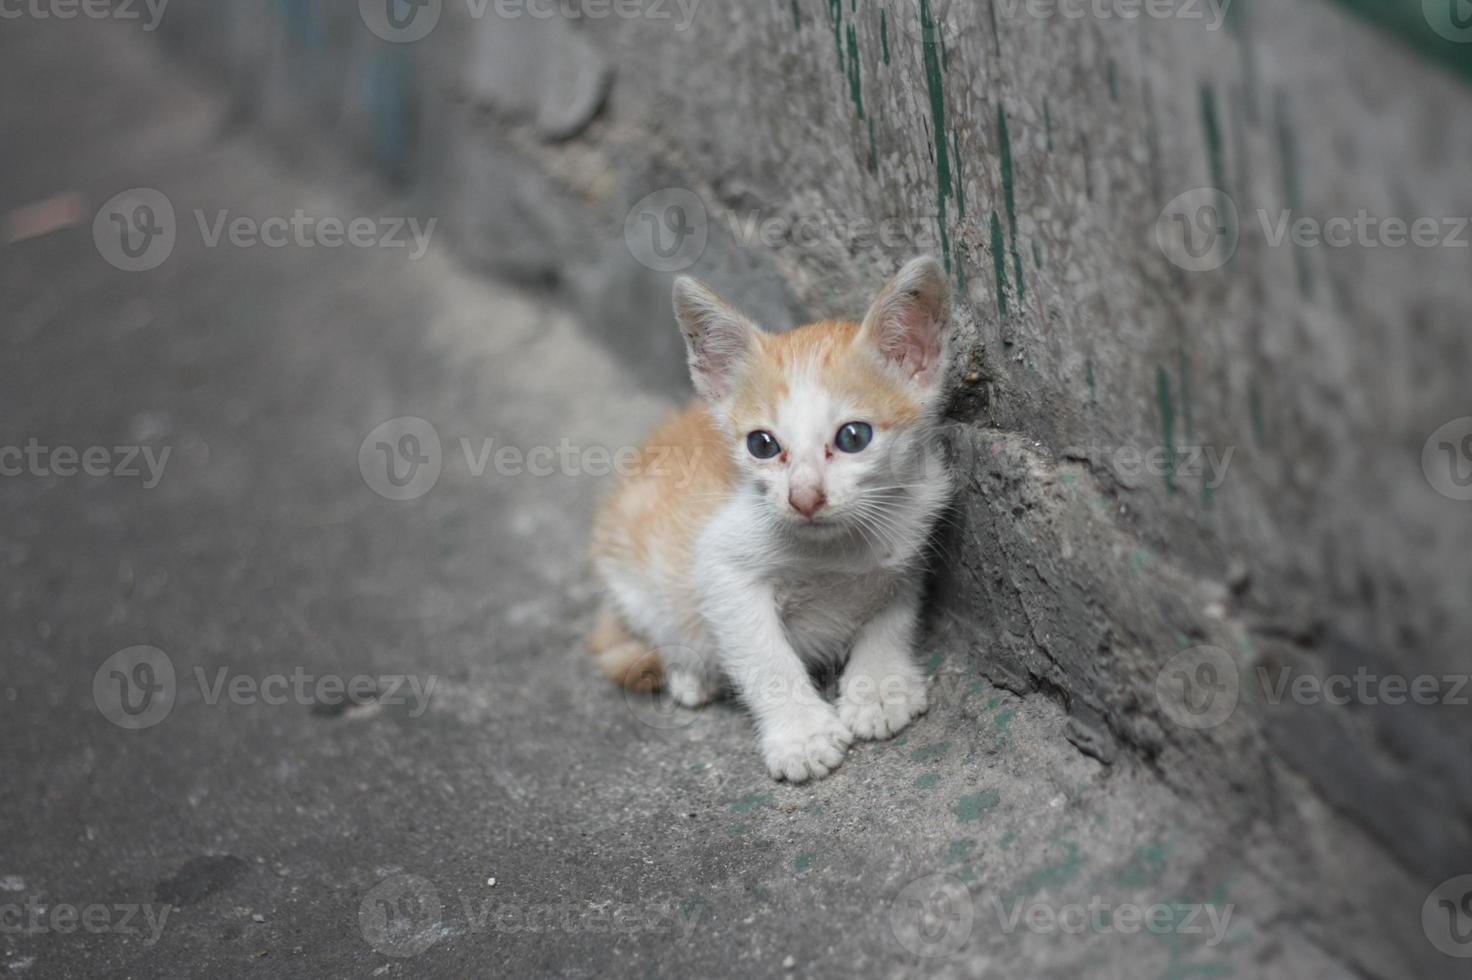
1199, 83, 1236, 250
1043, 98, 1054, 153
1032, 240, 1043, 269
1275, 91, 1312, 298
990, 210, 1009, 318
1085, 358, 1096, 406
1156, 365, 1177, 493
845, 22, 864, 119
919, 0, 952, 274
1107, 60, 1119, 101
880, 10, 890, 64
792, 0, 801, 30
955, 789, 1001, 822
998, 106, 1025, 302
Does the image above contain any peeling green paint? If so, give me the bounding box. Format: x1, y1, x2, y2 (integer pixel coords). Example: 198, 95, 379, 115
730, 791, 775, 814
990, 210, 1009, 318
1328, 0, 1472, 85
993, 708, 1016, 733
956, 789, 1002, 822
1085, 358, 1096, 406
952, 129, 966, 218
1043, 98, 1054, 153
919, 0, 953, 274
912, 742, 952, 762
879, 9, 889, 65
915, 772, 941, 789
845, 22, 864, 119
794, 852, 816, 872
1116, 840, 1172, 888
1156, 365, 1177, 492
947, 839, 976, 863
926, 650, 945, 676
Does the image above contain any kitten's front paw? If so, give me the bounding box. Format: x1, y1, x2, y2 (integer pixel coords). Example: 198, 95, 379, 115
837, 669, 929, 740
761, 710, 853, 783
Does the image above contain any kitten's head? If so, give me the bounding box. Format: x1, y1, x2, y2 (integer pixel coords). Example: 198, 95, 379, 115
673, 257, 953, 535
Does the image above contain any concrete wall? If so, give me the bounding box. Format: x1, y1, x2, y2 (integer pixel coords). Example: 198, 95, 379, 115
144, 0, 1472, 971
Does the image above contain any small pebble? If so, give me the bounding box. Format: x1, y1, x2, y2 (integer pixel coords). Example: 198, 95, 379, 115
782, 954, 796, 969
486, 877, 496, 887
252, 913, 265, 923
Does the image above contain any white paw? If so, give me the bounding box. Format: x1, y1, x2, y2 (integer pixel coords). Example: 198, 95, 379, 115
837, 670, 929, 740
761, 709, 853, 783
666, 668, 715, 708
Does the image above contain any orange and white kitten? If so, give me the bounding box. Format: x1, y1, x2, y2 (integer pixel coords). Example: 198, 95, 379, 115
591, 257, 954, 782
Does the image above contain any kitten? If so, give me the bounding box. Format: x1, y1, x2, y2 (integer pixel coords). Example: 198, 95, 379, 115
590, 257, 954, 782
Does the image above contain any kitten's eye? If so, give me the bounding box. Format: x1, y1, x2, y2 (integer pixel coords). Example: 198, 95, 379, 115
835, 422, 874, 453
746, 430, 781, 459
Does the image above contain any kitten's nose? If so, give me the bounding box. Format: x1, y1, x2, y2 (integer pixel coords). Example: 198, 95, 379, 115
788, 485, 827, 519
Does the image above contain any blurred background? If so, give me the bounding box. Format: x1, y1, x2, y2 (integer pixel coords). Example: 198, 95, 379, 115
2, 0, 1471, 976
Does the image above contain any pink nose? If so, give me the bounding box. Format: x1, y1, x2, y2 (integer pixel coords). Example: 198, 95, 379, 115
788, 486, 827, 519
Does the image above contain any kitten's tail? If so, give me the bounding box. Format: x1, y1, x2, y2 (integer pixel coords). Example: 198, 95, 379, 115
589, 605, 664, 693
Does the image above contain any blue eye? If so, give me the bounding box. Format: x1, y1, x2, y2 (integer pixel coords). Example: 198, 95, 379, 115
835, 422, 873, 453
747, 430, 781, 459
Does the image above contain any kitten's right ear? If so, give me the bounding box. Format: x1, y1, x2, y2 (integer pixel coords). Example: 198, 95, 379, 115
672, 277, 761, 401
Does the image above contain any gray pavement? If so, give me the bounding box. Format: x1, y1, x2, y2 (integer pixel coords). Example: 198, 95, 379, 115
0, 18, 1445, 980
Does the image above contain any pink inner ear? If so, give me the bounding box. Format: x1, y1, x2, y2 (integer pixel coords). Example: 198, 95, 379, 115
878, 295, 941, 382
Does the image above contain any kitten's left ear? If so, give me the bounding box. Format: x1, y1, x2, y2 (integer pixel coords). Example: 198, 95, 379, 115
859, 256, 952, 386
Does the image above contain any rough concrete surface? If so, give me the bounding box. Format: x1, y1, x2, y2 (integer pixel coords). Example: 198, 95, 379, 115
2, 6, 1469, 980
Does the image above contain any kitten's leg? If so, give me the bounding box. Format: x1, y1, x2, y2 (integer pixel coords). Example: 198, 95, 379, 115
837, 588, 930, 740
708, 575, 852, 782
